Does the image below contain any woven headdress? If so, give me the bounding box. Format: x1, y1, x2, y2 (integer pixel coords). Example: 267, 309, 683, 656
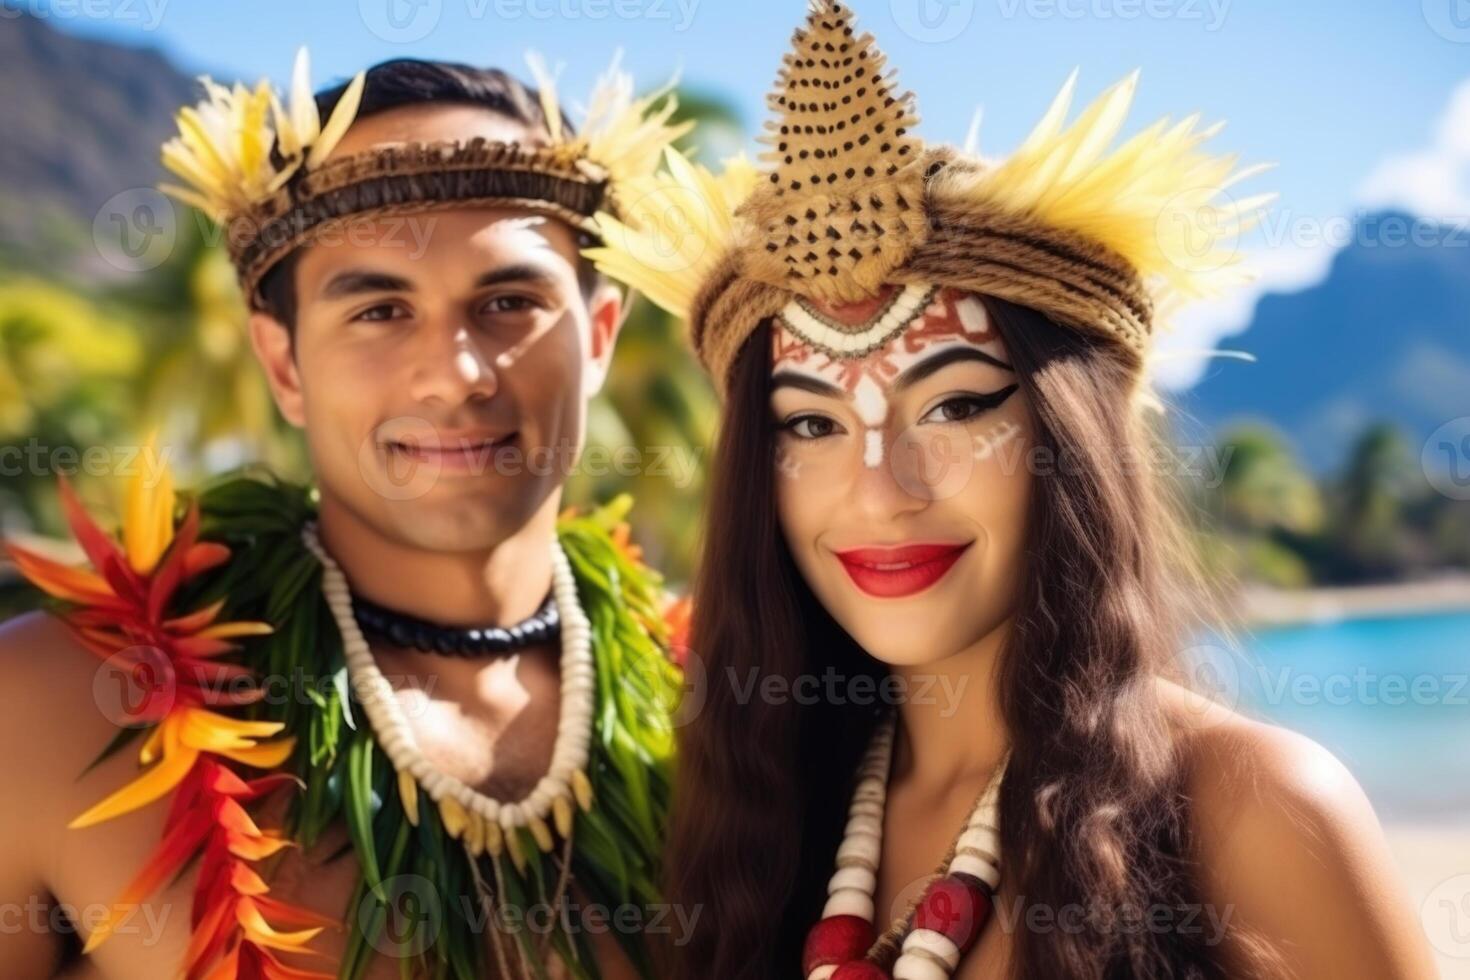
159, 49, 692, 309
585, 0, 1273, 396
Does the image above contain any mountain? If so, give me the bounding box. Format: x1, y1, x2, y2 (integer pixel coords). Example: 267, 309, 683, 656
0, 11, 200, 277
1177, 211, 1470, 473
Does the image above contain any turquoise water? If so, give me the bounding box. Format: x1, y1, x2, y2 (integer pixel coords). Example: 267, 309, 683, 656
1198, 611, 1470, 823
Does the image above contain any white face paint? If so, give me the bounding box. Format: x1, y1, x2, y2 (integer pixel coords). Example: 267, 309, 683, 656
771, 288, 1010, 470
852, 374, 890, 468
974, 419, 1024, 462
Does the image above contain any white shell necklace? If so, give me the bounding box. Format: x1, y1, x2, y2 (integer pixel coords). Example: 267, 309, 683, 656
304, 523, 595, 868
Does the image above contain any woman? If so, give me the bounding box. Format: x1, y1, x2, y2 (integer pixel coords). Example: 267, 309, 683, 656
587, 3, 1438, 976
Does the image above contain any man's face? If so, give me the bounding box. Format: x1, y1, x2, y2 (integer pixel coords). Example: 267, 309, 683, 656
250, 105, 621, 553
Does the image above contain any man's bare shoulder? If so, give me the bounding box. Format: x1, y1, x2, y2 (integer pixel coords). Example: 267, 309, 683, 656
0, 611, 127, 811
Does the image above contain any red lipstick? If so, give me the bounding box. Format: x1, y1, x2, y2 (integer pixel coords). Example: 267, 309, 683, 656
834, 542, 972, 598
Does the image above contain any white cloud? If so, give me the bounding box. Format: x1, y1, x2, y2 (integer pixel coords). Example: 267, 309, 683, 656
1148, 240, 1337, 391
1358, 79, 1470, 223
1153, 77, 1470, 393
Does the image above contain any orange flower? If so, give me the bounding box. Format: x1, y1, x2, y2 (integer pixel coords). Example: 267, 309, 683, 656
5, 440, 324, 977
663, 594, 692, 669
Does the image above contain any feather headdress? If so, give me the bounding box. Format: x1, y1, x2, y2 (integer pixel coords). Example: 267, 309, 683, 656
585, 0, 1273, 393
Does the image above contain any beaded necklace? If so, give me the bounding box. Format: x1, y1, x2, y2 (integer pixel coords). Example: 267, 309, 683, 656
803, 716, 1009, 980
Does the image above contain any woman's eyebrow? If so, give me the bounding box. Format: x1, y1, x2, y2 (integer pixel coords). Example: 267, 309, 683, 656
894, 346, 1013, 391
770, 370, 844, 398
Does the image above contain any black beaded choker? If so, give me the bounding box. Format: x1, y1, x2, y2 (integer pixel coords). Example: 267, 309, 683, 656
351, 592, 560, 657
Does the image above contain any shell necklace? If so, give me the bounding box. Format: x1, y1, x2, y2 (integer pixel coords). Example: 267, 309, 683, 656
304, 523, 596, 869
803, 715, 1008, 980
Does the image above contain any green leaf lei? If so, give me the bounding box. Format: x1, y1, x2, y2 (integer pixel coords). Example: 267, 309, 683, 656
173, 469, 680, 979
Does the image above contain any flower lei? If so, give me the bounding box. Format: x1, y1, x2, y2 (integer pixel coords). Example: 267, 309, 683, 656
6, 451, 681, 979
7, 445, 329, 977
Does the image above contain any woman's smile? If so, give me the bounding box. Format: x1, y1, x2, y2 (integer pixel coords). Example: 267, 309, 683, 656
832, 541, 974, 598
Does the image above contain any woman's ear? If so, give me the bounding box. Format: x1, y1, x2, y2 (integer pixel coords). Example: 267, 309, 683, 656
249, 311, 306, 427
582, 282, 625, 398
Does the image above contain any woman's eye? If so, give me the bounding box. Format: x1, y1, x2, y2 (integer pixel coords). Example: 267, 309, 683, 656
919, 385, 1020, 425
783, 414, 843, 440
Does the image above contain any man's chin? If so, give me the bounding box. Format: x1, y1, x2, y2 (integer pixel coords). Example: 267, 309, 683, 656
374, 500, 531, 553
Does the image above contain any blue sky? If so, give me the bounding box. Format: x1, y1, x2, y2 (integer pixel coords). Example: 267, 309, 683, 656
32, 0, 1470, 386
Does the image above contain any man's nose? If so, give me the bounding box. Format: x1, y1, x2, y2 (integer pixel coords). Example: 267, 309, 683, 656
407, 323, 498, 406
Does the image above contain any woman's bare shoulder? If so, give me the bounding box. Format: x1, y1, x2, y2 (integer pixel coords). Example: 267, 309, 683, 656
1153, 677, 1437, 979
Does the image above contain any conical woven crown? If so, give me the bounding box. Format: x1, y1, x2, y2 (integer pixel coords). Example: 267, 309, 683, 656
740, 0, 930, 303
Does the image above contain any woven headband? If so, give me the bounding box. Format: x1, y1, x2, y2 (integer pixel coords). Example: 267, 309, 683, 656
158, 49, 691, 310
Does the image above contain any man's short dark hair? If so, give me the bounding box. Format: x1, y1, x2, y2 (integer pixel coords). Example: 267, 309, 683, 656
256, 58, 605, 329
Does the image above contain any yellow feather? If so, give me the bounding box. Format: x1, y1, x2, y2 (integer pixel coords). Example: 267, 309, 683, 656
584, 149, 755, 321
289, 47, 319, 147
579, 55, 693, 189
937, 70, 1273, 310
524, 52, 564, 143
306, 70, 365, 169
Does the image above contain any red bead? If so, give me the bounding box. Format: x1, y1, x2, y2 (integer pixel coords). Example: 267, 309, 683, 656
913, 874, 992, 951
829, 963, 890, 980
802, 915, 875, 975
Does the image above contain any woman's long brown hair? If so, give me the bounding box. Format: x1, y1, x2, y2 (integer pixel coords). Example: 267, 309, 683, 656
664, 298, 1278, 979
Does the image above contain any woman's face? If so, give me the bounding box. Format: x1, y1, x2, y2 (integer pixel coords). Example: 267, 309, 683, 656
770, 287, 1034, 667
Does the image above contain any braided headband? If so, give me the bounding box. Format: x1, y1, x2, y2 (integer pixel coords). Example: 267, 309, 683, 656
227, 140, 609, 308
158, 48, 691, 309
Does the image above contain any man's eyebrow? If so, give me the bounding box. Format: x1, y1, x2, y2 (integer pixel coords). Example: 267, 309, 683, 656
319, 269, 415, 300
894, 346, 1014, 391
770, 370, 844, 398
474, 263, 562, 290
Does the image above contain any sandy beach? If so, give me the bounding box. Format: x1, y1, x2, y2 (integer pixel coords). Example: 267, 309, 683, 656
1386, 823, 1470, 979
1234, 575, 1470, 628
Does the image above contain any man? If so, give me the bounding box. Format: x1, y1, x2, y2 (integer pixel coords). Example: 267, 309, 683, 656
0, 53, 685, 979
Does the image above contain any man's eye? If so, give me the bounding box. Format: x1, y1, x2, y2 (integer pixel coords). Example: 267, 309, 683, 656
353, 303, 405, 323
782, 414, 843, 439
919, 385, 1020, 425
482, 295, 540, 315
